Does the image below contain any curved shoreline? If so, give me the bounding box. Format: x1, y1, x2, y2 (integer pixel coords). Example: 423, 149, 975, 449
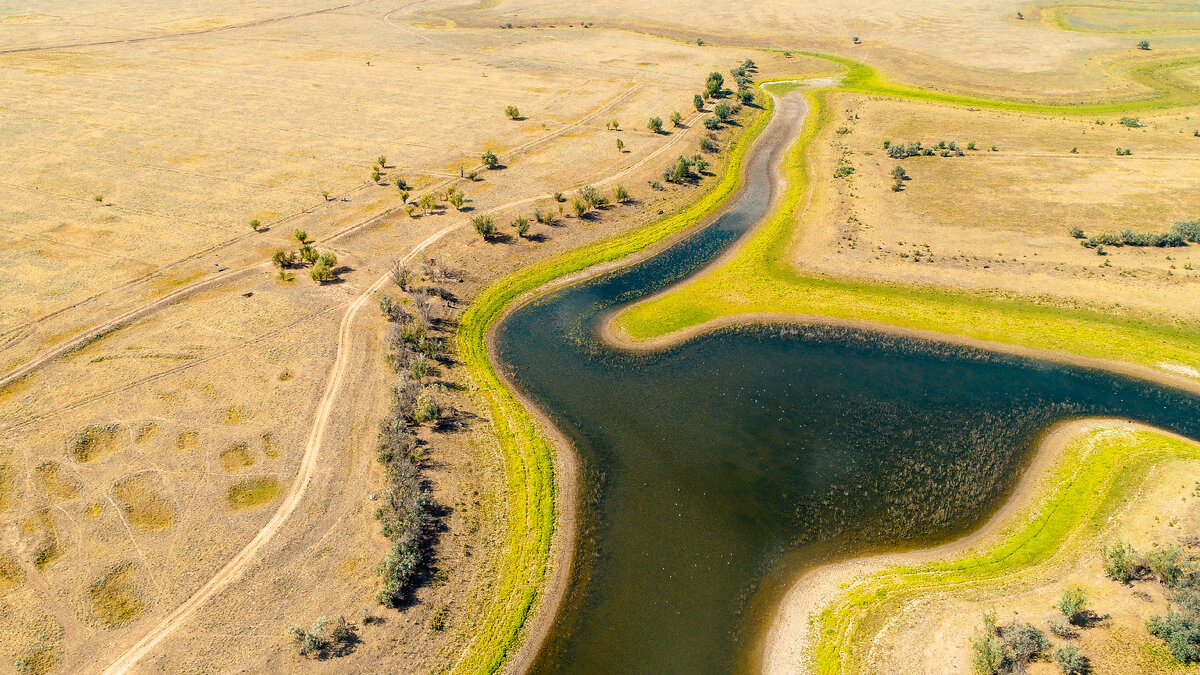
762, 418, 1200, 674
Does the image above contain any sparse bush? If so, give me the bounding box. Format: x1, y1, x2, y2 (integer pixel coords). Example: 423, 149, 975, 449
472, 215, 497, 239
288, 616, 330, 657
1057, 587, 1088, 625
891, 166, 909, 181
1148, 608, 1200, 662
504, 105, 521, 119
409, 353, 430, 380
1172, 220, 1200, 242
614, 184, 630, 202
1047, 619, 1077, 639
834, 164, 855, 178
379, 295, 405, 323
1101, 540, 1142, 582
700, 136, 719, 153
1147, 545, 1195, 587
513, 216, 530, 237
481, 149, 499, 168
971, 612, 1003, 675
647, 116, 663, 133
534, 209, 555, 225
1052, 645, 1087, 674
429, 605, 449, 631
1068, 227, 1085, 239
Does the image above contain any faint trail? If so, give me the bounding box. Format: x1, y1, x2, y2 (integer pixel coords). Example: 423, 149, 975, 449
96, 98, 715, 674
0, 1, 375, 55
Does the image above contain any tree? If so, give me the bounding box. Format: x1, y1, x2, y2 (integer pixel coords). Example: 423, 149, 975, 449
418, 193, 437, 214
572, 199, 588, 217
694, 94, 704, 111
250, 219, 262, 231
647, 117, 663, 133
472, 215, 497, 239
317, 251, 337, 269
738, 90, 754, 105
272, 250, 296, 268
614, 184, 629, 202
310, 261, 335, 283
449, 192, 465, 210
704, 117, 721, 130
372, 167, 381, 183
705, 71, 724, 98
1139, 40, 1151, 50
399, 189, 409, 204
481, 149, 499, 168
891, 166, 909, 180
670, 111, 683, 127
505, 105, 521, 119
666, 155, 691, 183
377, 155, 387, 167
294, 229, 308, 245
714, 103, 733, 122
513, 216, 530, 237
299, 245, 318, 264
1057, 587, 1088, 625
395, 177, 408, 190
616, 138, 624, 152
579, 185, 601, 207
692, 154, 708, 174
608, 118, 619, 130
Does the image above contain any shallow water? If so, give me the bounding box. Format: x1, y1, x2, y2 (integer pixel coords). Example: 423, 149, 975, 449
493, 92, 1200, 674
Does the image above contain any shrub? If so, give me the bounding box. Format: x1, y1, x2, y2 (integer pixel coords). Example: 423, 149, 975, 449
534, 209, 555, 225
299, 245, 318, 264
1047, 619, 1077, 639
1052, 645, 1087, 674
1101, 540, 1142, 582
409, 354, 430, 380
738, 90, 754, 105
294, 228, 308, 244
1147, 545, 1195, 587
692, 155, 708, 174
1172, 219, 1200, 242
1148, 609, 1200, 662
665, 155, 692, 183
317, 251, 337, 269
616, 138, 624, 152
449, 192, 465, 210
272, 250, 296, 268
1139, 40, 1151, 50
418, 193, 437, 214
1004, 622, 1050, 664
471, 215, 497, 238
504, 105, 520, 119
714, 102, 733, 122
694, 94, 704, 111
1068, 227, 1085, 239
481, 149, 499, 168
614, 184, 630, 202
93, 194, 104, 202
700, 136, 719, 153
513, 216, 530, 237
310, 261, 334, 283
971, 613, 1003, 675
1120, 116, 1144, 128
647, 116, 663, 133
249, 218, 261, 231
891, 166, 908, 180
395, 177, 408, 190
704, 117, 721, 130
834, 164, 855, 178
670, 111, 683, 127
287, 616, 330, 657
379, 295, 405, 322
579, 185, 601, 207
1057, 586, 1088, 624
572, 199, 588, 217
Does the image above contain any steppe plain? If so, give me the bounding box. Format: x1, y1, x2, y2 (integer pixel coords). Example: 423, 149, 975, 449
3, 0, 1200, 673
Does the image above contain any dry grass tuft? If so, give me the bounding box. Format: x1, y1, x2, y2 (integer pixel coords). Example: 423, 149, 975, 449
70, 424, 122, 463
226, 477, 281, 511
135, 423, 157, 444
218, 443, 256, 473
0, 550, 24, 588
223, 406, 245, 424
21, 510, 62, 570
87, 564, 146, 628
174, 430, 199, 452
260, 433, 279, 459
35, 462, 80, 502
111, 474, 175, 531
0, 463, 14, 511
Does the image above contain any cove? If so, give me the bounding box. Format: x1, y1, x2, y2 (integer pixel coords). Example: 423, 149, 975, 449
492, 89, 1200, 673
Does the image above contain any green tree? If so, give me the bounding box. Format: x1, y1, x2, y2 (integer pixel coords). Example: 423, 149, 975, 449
272, 250, 296, 268
505, 105, 521, 119
317, 251, 337, 269
481, 149, 499, 168
418, 193, 436, 214
616, 138, 624, 152
299, 245, 318, 264
372, 167, 381, 183
714, 103, 733, 122
670, 111, 683, 127
377, 155, 387, 167
614, 184, 629, 202
399, 189, 409, 203
647, 117, 664, 133
891, 166, 908, 180
310, 261, 334, 283
449, 192, 465, 210
572, 199, 588, 217
1053, 645, 1086, 674
705, 71, 724, 98
249, 218, 261, 231
294, 229, 308, 245
1139, 40, 1151, 50
694, 94, 704, 111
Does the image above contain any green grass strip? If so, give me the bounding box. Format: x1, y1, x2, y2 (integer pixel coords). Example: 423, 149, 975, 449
616, 85, 1200, 378
449, 89, 777, 674
810, 427, 1200, 674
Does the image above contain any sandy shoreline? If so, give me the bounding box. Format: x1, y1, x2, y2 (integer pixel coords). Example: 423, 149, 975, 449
760, 418, 1200, 674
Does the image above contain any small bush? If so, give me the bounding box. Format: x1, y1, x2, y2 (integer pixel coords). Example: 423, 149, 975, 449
1148, 609, 1200, 663
1068, 227, 1085, 239
1057, 586, 1088, 624
704, 117, 721, 130
481, 149, 499, 168
1052, 645, 1087, 674
614, 184, 630, 202
1101, 540, 1142, 582
647, 116, 663, 133
504, 105, 520, 119
472, 215, 497, 239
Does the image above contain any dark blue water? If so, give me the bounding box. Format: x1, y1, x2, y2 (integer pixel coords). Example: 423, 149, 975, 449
493, 92, 1200, 674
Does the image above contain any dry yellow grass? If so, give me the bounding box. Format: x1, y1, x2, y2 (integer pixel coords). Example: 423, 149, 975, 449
87, 564, 147, 628
225, 477, 281, 511
70, 424, 123, 463
35, 461, 81, 502
217, 443, 256, 473
111, 473, 175, 530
